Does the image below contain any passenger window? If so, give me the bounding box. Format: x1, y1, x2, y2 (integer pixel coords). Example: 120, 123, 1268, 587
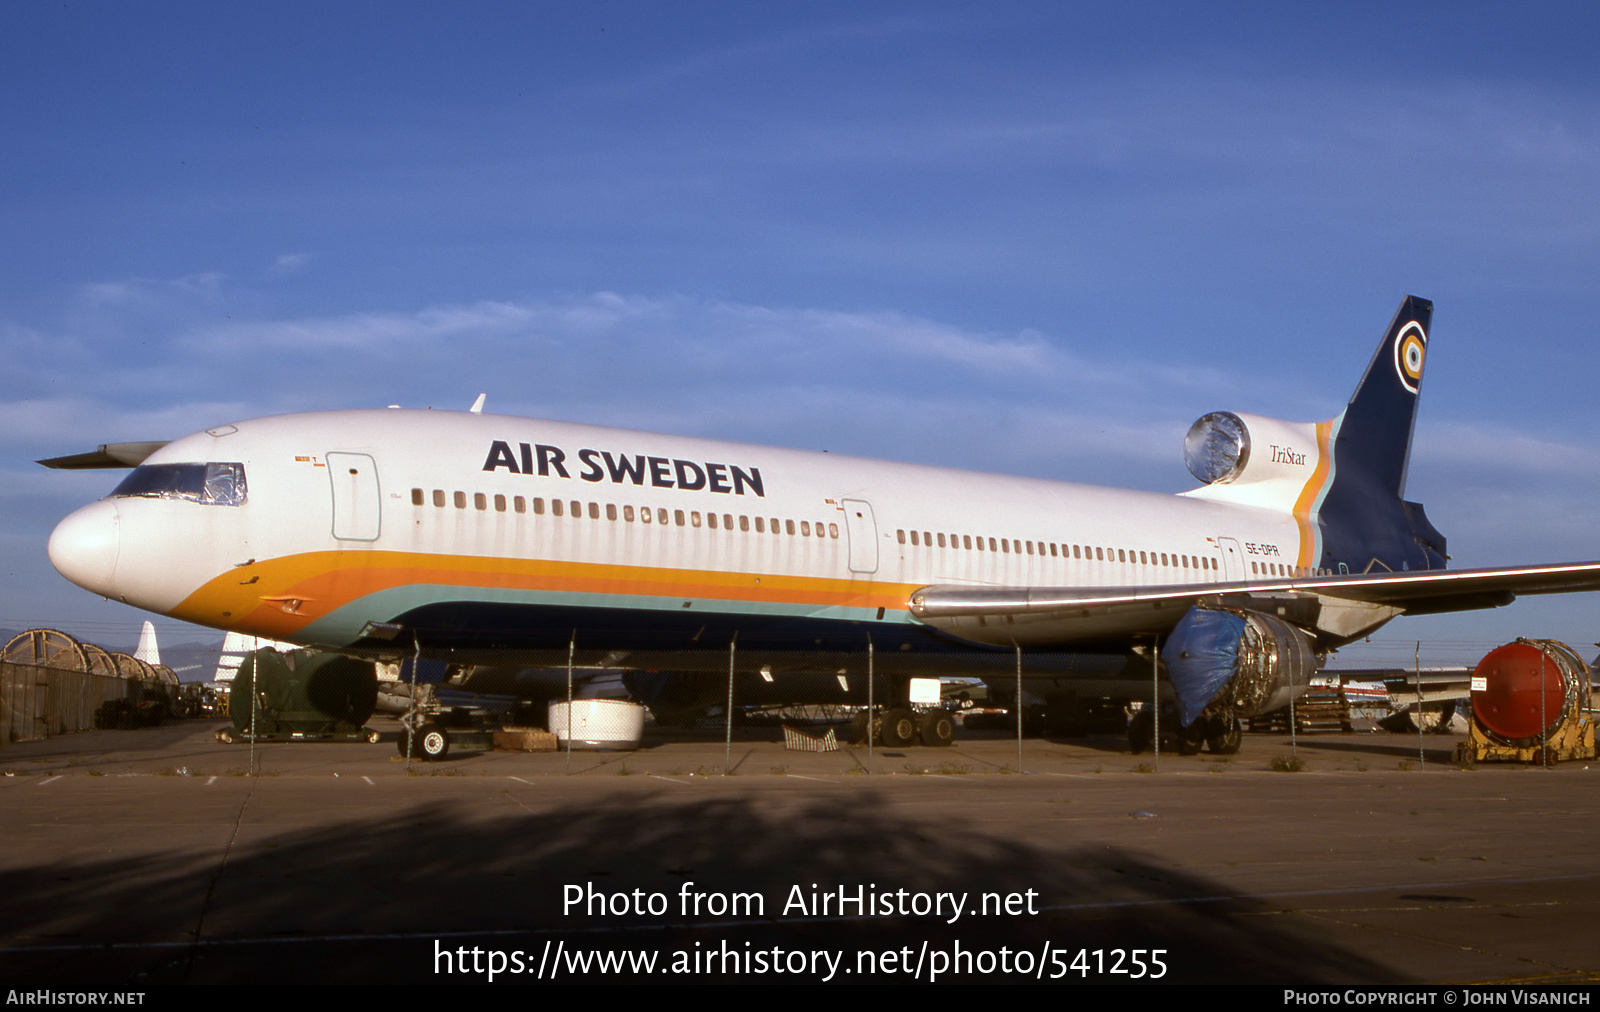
552, 499, 564, 517
963, 535, 972, 550
432, 489, 445, 507
828, 523, 839, 538
755, 517, 765, 533
691, 511, 702, 528
624, 505, 635, 521
725, 515, 734, 530
474, 493, 487, 511
606, 503, 617, 521
922, 531, 931, 546
658, 508, 668, 525
495, 494, 506, 513
514, 496, 526, 514
588, 502, 599, 520
533, 498, 545, 515
784, 519, 794, 535
800, 521, 810, 536
708, 512, 719, 530
770, 518, 780, 533
641, 507, 652, 523
674, 510, 685, 526
740, 516, 750, 532
936, 533, 945, 548
412, 488, 424, 506
571, 501, 582, 518
454, 491, 467, 509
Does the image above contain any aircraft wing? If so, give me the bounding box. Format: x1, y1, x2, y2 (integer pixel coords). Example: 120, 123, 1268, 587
37, 441, 169, 469
908, 561, 1600, 650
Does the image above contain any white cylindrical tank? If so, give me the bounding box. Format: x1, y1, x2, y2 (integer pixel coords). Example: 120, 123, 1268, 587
547, 699, 646, 750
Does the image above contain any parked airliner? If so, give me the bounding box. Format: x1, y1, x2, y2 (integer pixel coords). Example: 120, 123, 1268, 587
42, 296, 1600, 751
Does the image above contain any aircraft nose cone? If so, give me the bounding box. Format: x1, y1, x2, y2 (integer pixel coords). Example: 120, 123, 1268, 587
48, 499, 120, 598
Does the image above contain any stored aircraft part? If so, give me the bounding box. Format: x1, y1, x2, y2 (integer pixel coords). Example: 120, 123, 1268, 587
1161, 607, 1317, 726
229, 648, 379, 740
1458, 639, 1595, 764
36, 440, 170, 470
81, 643, 118, 678
548, 699, 646, 750
782, 725, 840, 752
1472, 640, 1582, 744
2, 629, 88, 671
110, 652, 150, 681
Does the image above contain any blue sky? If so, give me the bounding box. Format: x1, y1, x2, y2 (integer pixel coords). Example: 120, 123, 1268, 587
3, 2, 1599, 666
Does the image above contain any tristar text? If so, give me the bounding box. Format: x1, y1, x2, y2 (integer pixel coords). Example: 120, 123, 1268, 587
1269, 444, 1307, 466
483, 441, 765, 497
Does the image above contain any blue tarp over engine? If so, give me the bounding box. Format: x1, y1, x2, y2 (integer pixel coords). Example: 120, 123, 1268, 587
1162, 608, 1245, 727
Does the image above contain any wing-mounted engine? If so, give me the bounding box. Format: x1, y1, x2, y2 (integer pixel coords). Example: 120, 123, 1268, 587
1180, 411, 1328, 514
1161, 605, 1319, 727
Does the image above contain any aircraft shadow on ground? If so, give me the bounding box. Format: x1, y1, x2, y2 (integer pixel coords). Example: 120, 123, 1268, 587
1292, 738, 1459, 762
0, 786, 1406, 985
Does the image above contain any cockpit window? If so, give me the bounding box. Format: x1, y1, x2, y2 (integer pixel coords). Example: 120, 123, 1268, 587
111, 463, 248, 506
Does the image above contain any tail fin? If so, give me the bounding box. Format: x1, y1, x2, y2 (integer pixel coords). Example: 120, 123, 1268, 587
1317, 296, 1444, 573
134, 620, 161, 667
1336, 295, 1432, 500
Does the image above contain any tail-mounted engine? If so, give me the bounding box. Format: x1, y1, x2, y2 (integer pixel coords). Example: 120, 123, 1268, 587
1161, 605, 1319, 726
1183, 411, 1328, 513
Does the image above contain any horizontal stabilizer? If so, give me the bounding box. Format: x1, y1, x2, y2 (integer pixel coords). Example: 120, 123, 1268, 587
37, 441, 169, 469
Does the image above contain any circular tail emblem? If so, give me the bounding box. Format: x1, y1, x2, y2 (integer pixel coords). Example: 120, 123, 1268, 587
1393, 321, 1427, 393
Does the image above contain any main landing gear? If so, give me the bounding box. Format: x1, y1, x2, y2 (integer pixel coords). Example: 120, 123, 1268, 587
1127, 708, 1241, 756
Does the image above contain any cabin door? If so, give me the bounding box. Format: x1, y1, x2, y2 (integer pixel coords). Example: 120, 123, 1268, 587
840, 499, 878, 574
327, 452, 382, 541
1213, 536, 1243, 581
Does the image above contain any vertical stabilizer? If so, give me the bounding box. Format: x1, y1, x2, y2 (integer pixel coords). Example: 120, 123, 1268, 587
1318, 296, 1444, 573
134, 620, 161, 667
1335, 294, 1432, 500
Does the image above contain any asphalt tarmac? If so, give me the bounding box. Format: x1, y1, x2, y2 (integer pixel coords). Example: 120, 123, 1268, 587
1, 719, 1596, 985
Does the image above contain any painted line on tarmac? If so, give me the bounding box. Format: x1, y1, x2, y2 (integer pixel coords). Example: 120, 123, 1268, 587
37, 776, 61, 786
649, 775, 690, 784
783, 773, 832, 782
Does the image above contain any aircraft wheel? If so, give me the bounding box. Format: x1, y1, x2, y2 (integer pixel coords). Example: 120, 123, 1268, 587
850, 711, 873, 745
418, 723, 450, 761
919, 709, 956, 748
1206, 714, 1242, 755
365, 728, 381, 744
1127, 711, 1154, 754
880, 708, 916, 748
1176, 722, 1204, 756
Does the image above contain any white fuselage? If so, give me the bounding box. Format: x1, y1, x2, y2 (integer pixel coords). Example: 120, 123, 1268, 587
49, 408, 1317, 668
